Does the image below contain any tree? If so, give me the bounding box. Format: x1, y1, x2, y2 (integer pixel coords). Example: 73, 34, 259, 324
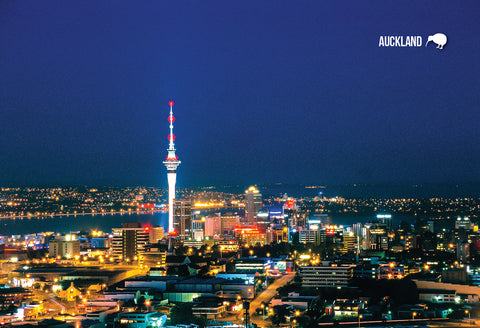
169, 303, 206, 327
399, 220, 411, 233
136, 296, 146, 311
271, 305, 290, 325
297, 314, 314, 328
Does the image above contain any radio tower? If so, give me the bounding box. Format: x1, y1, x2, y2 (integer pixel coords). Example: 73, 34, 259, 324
163, 101, 181, 233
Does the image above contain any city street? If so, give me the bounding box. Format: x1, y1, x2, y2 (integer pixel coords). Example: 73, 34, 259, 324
32, 288, 71, 317
249, 272, 296, 327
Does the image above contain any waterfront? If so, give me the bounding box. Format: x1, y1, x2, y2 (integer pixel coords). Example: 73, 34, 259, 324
0, 212, 169, 235
0, 211, 424, 236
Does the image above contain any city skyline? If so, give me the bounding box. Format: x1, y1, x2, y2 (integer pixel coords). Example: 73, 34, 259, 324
2, 3, 480, 326
1, 1, 480, 189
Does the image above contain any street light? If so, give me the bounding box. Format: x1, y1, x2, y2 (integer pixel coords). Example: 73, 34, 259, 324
261, 303, 265, 319
465, 309, 471, 324
412, 312, 416, 320
358, 314, 363, 328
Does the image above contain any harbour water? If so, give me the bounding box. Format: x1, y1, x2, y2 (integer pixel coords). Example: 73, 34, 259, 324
0, 212, 169, 236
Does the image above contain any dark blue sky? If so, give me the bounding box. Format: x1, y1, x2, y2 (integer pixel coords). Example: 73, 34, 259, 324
1, 1, 479, 188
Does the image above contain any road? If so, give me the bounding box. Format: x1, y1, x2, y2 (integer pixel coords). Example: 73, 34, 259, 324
317, 318, 476, 328
32, 289, 69, 318
249, 272, 295, 327
427, 320, 477, 327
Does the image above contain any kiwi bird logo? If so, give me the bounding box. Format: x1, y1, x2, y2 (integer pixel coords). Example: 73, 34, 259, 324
425, 33, 447, 49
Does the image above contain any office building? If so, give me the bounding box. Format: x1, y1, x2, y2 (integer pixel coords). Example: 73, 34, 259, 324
299, 263, 354, 288
50, 235, 80, 259
352, 263, 379, 280
235, 226, 267, 246
174, 199, 192, 240
299, 229, 319, 244
342, 232, 356, 254
149, 226, 164, 244
192, 216, 205, 240
457, 241, 470, 263
205, 214, 239, 237
376, 213, 392, 230
235, 258, 272, 274
268, 226, 289, 243
111, 222, 149, 262
245, 186, 262, 223
456, 217, 473, 230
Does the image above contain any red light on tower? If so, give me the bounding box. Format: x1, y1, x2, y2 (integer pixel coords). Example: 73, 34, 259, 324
144, 225, 151, 232
168, 116, 175, 123
169, 101, 174, 106
168, 134, 175, 141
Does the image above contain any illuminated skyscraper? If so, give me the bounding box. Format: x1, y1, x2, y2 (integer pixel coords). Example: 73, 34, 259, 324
174, 199, 192, 240
163, 101, 181, 233
245, 186, 262, 223
111, 222, 149, 262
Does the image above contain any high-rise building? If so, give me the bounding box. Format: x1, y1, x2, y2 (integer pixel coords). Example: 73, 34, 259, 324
457, 241, 470, 263
299, 229, 319, 244
220, 215, 239, 234
342, 232, 356, 254
111, 222, 149, 262
320, 214, 332, 226
192, 217, 205, 240
427, 221, 435, 233
205, 214, 240, 237
174, 199, 192, 240
352, 223, 363, 237
245, 186, 262, 223
455, 217, 473, 230
163, 101, 181, 233
205, 216, 221, 237
149, 226, 165, 244
50, 234, 80, 259
376, 214, 392, 230
207, 215, 222, 237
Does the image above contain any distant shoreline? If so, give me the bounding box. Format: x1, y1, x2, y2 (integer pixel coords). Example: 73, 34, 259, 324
0, 210, 164, 220
0, 210, 170, 236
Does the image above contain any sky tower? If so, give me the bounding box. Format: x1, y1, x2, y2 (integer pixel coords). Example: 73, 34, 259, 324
163, 101, 181, 233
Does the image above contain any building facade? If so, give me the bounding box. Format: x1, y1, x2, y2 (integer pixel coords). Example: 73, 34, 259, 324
245, 186, 262, 223
174, 199, 192, 240
111, 222, 149, 262
50, 235, 80, 259
299, 264, 354, 288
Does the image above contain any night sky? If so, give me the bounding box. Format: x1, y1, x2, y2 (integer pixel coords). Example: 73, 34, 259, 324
1, 1, 479, 188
